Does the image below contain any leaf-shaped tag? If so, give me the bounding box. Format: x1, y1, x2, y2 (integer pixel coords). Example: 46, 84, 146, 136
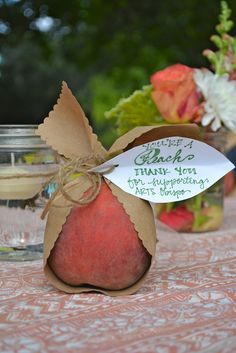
91, 136, 235, 203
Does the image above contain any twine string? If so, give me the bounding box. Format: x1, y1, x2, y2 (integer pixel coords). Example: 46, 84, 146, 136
41, 154, 116, 219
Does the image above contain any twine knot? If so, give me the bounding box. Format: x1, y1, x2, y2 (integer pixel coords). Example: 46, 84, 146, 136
58, 154, 107, 206
41, 154, 117, 219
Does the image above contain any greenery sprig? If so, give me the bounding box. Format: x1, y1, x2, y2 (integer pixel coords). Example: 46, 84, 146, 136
203, 1, 236, 76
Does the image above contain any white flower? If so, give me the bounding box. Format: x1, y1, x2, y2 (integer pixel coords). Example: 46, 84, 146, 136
194, 68, 236, 132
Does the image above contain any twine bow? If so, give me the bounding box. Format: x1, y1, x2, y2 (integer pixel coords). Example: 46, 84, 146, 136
58, 154, 106, 205
41, 154, 115, 219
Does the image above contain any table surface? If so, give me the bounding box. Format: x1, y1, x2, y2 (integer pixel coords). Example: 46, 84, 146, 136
0, 197, 236, 353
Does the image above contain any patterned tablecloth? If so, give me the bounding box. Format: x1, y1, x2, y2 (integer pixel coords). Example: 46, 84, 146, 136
0, 197, 236, 353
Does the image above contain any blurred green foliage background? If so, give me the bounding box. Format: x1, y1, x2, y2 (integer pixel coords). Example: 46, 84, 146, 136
0, 0, 236, 147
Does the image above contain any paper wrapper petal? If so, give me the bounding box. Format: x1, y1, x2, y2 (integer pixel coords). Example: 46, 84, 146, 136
37, 81, 106, 159
109, 124, 199, 154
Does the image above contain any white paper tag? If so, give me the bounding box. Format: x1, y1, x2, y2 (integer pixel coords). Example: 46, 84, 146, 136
91, 137, 235, 203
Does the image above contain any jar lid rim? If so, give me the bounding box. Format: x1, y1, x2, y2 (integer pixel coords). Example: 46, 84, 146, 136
0, 125, 38, 128
0, 125, 40, 138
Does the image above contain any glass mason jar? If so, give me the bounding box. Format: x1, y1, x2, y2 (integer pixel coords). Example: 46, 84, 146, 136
0, 125, 59, 260
155, 128, 227, 233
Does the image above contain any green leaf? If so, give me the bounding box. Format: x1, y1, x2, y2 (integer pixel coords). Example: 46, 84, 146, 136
211, 35, 224, 49
105, 85, 165, 135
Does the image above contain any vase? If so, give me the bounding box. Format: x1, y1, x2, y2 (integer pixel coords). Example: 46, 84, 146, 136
155, 128, 227, 233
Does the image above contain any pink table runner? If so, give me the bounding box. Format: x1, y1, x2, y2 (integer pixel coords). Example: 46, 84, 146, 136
0, 197, 236, 353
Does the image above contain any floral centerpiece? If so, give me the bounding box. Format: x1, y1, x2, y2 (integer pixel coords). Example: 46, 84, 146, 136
105, 1, 236, 232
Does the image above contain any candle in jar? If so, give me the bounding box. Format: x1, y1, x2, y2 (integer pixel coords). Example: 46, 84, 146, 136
0, 166, 50, 200
0, 151, 59, 200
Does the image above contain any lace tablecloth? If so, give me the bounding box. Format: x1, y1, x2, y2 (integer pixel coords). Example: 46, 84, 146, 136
0, 197, 236, 353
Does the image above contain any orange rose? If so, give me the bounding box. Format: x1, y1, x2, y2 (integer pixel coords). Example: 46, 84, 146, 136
150, 63, 201, 123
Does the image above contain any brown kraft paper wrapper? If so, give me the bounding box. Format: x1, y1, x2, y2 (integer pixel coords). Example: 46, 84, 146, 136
37, 81, 199, 296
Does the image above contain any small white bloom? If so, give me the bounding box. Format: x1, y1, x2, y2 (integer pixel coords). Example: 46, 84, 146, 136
194, 69, 236, 132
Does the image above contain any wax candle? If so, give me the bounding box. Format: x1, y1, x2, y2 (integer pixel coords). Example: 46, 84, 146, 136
0, 166, 57, 200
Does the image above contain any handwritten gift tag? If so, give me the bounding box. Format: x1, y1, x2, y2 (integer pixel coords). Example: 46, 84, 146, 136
91, 136, 235, 203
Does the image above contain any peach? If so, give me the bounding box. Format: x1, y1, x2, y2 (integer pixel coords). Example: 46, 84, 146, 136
48, 181, 151, 290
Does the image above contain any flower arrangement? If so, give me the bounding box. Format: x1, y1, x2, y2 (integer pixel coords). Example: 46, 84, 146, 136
105, 1, 236, 232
